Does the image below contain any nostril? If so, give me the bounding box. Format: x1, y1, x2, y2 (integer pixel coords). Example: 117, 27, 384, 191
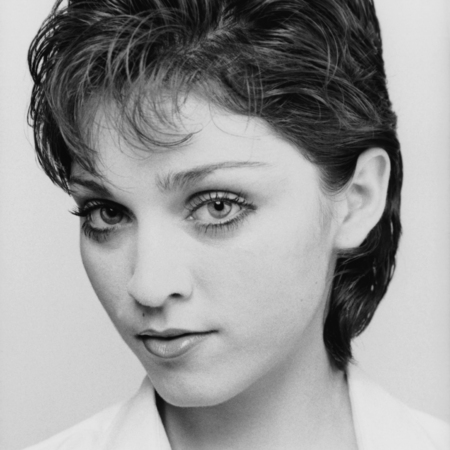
126, 259, 194, 307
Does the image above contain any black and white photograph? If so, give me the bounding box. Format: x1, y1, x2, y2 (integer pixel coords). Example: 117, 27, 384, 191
0, 1, 449, 449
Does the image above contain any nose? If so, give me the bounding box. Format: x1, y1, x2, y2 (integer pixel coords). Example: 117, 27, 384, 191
126, 224, 194, 309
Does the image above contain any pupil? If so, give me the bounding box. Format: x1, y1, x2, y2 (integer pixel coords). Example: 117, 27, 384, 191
214, 201, 225, 211
105, 208, 117, 217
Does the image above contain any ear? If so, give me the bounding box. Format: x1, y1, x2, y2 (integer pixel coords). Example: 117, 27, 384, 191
334, 148, 391, 250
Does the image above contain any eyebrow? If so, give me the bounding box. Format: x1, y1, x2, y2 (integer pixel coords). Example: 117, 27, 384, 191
68, 177, 113, 197
156, 161, 269, 192
69, 161, 269, 196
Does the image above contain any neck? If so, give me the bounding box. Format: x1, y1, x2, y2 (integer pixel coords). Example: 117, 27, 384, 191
161, 345, 357, 450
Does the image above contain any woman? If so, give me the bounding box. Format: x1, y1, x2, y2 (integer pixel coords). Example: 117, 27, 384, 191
24, 0, 448, 449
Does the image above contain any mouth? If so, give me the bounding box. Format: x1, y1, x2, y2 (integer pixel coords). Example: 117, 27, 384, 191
136, 329, 215, 359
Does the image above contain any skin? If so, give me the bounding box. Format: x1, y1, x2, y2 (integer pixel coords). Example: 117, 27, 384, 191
70, 98, 363, 450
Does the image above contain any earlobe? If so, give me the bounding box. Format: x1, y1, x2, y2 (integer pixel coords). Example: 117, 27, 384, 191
334, 148, 391, 250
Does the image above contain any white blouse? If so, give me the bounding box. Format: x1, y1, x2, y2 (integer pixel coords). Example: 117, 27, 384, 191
24, 365, 449, 450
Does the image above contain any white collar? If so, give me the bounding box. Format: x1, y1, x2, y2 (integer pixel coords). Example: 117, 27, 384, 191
99, 377, 171, 450
347, 365, 440, 450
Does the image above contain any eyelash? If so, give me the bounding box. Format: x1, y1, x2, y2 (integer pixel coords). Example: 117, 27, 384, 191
81, 222, 113, 243
70, 191, 256, 242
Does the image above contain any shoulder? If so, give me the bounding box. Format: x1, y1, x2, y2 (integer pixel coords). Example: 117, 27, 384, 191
22, 402, 124, 450
348, 364, 450, 450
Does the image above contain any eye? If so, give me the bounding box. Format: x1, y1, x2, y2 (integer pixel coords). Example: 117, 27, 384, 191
92, 206, 124, 226
187, 191, 256, 232
70, 200, 130, 242
194, 199, 237, 222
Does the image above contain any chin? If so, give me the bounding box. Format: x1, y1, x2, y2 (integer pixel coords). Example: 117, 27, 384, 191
147, 366, 252, 408
159, 388, 231, 408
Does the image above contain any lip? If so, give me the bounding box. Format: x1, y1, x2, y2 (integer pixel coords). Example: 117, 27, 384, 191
137, 329, 214, 359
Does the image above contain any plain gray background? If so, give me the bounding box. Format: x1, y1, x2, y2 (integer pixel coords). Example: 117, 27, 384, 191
1, 0, 449, 449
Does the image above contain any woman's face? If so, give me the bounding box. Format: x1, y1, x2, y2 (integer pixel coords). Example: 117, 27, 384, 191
71, 98, 341, 407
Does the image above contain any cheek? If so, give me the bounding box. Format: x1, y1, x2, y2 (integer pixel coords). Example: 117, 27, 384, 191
199, 206, 334, 336
80, 239, 130, 325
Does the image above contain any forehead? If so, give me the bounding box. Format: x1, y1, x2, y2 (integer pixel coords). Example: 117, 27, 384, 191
90, 95, 271, 148
71, 95, 323, 205
76, 97, 291, 173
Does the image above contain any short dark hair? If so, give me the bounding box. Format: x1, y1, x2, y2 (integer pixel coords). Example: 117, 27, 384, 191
28, 0, 402, 370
